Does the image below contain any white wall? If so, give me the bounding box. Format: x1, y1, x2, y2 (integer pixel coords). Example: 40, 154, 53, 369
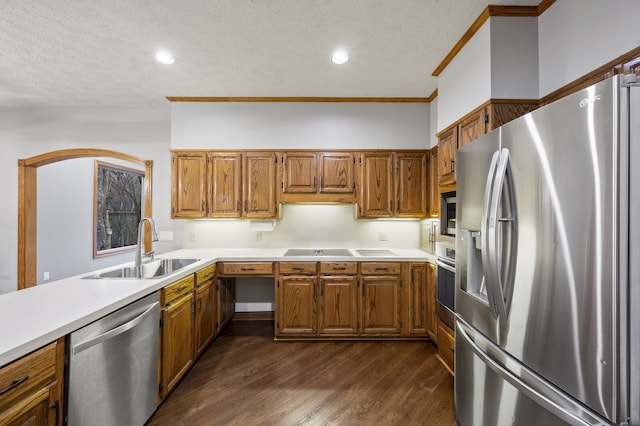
429, 96, 438, 148
0, 107, 172, 294
490, 17, 539, 99
539, 0, 640, 97
171, 102, 430, 150
437, 23, 492, 132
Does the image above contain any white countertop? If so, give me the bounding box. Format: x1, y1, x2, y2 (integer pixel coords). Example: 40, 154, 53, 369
0, 248, 433, 367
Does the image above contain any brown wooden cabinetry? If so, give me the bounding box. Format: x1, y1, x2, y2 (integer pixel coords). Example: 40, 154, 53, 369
427, 147, 440, 218
160, 274, 195, 400
243, 152, 278, 219
357, 151, 427, 219
0, 339, 64, 426
171, 151, 278, 219
318, 262, 359, 336
194, 265, 217, 358
436, 319, 455, 375
360, 262, 402, 335
208, 152, 242, 218
426, 263, 437, 340
276, 262, 317, 336
405, 263, 429, 337
281, 152, 355, 203
438, 106, 489, 185
218, 277, 236, 331
396, 152, 427, 218
171, 152, 208, 218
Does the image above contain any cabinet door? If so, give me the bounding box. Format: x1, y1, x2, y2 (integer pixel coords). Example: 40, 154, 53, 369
428, 147, 440, 218
0, 385, 55, 426
208, 152, 242, 218
318, 152, 355, 194
427, 263, 437, 340
438, 128, 457, 185
276, 276, 316, 336
396, 152, 427, 218
282, 152, 317, 193
458, 109, 487, 148
244, 152, 278, 218
161, 293, 194, 399
318, 276, 358, 335
358, 152, 394, 218
171, 152, 207, 218
361, 275, 401, 335
194, 280, 217, 358
406, 264, 428, 336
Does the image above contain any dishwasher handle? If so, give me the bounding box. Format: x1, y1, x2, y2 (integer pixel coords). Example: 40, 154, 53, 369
71, 302, 159, 355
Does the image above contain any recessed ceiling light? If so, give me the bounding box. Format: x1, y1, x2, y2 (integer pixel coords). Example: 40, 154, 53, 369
331, 50, 349, 65
154, 50, 176, 65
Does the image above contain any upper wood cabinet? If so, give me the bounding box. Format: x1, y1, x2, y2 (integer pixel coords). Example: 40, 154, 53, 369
208, 153, 242, 218
171, 152, 208, 218
172, 151, 278, 219
396, 152, 427, 218
358, 152, 394, 218
357, 151, 427, 219
427, 147, 439, 218
281, 152, 355, 203
243, 152, 278, 219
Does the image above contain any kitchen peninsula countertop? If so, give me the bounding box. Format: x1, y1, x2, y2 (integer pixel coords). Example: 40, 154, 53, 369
0, 248, 433, 367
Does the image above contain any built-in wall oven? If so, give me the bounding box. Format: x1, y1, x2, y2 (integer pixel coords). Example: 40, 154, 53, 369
435, 242, 455, 329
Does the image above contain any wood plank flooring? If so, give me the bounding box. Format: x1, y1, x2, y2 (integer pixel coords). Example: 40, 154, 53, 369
147, 321, 455, 426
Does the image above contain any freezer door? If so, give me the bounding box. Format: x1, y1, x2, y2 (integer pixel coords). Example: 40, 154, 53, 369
455, 318, 609, 426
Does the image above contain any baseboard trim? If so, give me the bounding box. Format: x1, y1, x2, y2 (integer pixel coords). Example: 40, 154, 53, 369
234, 311, 275, 321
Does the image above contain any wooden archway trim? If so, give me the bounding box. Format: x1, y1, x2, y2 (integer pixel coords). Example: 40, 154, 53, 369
17, 148, 153, 290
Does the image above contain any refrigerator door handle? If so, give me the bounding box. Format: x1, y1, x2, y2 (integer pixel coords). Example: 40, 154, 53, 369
487, 148, 518, 324
481, 150, 502, 320
456, 319, 603, 426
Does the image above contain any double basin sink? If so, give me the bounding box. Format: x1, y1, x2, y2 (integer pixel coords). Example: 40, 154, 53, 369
84, 258, 200, 280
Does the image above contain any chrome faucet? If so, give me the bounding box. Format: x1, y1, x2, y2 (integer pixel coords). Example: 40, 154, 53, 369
135, 217, 159, 268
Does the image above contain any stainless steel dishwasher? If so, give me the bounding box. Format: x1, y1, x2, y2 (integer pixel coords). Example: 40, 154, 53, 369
67, 292, 160, 426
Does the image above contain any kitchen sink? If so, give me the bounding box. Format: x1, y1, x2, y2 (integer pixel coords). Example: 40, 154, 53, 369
354, 249, 397, 256
84, 258, 200, 279
284, 249, 353, 257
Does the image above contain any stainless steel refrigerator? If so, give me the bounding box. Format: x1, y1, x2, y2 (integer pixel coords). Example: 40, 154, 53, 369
455, 75, 640, 425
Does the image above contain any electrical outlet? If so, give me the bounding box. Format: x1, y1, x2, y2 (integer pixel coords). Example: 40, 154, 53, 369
43, 271, 50, 281
189, 232, 197, 242
256, 231, 262, 241
379, 232, 389, 241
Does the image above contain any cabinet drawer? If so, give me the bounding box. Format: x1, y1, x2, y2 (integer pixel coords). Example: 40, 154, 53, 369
0, 341, 56, 411
319, 262, 358, 275
279, 262, 316, 275
437, 321, 455, 375
360, 262, 401, 275
195, 264, 216, 284
162, 274, 195, 306
220, 262, 274, 276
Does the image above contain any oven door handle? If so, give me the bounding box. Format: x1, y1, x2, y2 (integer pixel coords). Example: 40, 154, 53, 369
435, 259, 456, 274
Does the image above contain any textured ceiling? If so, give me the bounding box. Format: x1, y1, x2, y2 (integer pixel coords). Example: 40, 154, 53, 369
0, 0, 541, 108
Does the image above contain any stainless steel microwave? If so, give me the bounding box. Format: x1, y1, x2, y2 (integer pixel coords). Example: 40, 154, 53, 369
440, 191, 456, 236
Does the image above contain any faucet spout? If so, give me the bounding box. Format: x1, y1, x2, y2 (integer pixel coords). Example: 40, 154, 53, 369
135, 217, 159, 267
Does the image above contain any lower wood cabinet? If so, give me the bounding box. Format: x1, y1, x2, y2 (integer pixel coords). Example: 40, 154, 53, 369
276, 262, 317, 335
318, 263, 359, 336
361, 263, 402, 335
160, 274, 195, 400
194, 265, 217, 359
0, 338, 64, 426
276, 261, 430, 340
218, 277, 236, 331
436, 319, 455, 375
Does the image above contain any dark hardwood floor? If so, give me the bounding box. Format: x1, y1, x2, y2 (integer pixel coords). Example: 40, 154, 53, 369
147, 321, 455, 426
